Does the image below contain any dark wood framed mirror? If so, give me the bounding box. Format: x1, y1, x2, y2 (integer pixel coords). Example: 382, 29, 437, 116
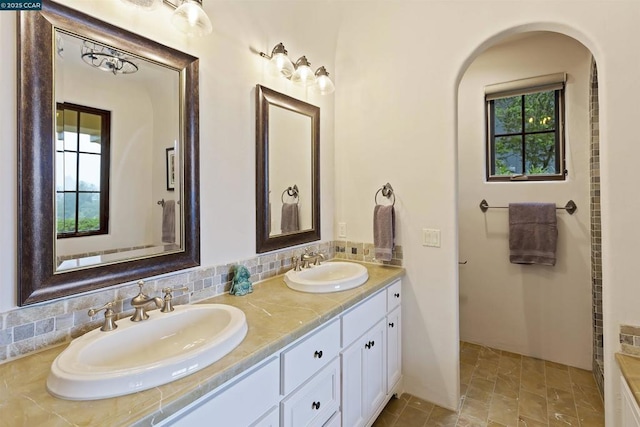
17, 1, 200, 306
256, 85, 320, 253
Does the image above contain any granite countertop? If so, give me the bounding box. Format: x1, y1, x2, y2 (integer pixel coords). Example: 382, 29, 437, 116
617, 352, 640, 407
0, 262, 404, 427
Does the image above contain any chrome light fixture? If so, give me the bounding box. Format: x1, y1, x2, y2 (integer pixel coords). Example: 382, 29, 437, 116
258, 43, 335, 95
81, 42, 138, 75
291, 56, 315, 87
259, 42, 294, 78
122, 0, 213, 37
313, 66, 335, 95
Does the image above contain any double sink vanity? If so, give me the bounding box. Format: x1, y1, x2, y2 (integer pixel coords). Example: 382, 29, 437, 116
9, 3, 405, 426
2, 261, 404, 426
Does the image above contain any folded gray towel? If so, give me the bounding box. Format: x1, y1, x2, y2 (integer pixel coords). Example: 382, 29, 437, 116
281, 203, 299, 234
509, 203, 557, 266
162, 200, 175, 243
374, 204, 395, 261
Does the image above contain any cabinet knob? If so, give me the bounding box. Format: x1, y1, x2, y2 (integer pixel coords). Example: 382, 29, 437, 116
312, 401, 321, 410
389, 322, 395, 328
371, 340, 375, 347
314, 350, 323, 359
394, 293, 400, 298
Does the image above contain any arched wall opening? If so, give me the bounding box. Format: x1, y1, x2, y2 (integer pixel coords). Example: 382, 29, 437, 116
454, 23, 604, 416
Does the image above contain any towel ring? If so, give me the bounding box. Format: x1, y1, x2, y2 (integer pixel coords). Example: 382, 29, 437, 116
281, 185, 299, 204
375, 183, 395, 206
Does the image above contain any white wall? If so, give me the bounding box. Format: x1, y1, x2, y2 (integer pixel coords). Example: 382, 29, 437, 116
334, 2, 640, 424
458, 32, 592, 369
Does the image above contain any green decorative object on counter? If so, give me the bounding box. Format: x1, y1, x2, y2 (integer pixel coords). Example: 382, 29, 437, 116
230, 265, 253, 296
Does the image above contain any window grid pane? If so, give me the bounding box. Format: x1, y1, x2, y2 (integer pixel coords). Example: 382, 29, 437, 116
488, 88, 563, 180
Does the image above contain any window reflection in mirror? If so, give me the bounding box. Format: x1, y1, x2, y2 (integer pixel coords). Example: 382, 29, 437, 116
56, 103, 110, 239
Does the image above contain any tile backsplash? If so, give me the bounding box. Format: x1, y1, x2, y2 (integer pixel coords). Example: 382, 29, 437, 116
620, 324, 640, 357
1, 240, 401, 363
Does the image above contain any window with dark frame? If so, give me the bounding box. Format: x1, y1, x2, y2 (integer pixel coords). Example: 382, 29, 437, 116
486, 75, 566, 181
55, 103, 111, 238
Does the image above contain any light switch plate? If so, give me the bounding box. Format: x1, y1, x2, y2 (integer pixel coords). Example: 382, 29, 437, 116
422, 228, 441, 247
338, 222, 347, 238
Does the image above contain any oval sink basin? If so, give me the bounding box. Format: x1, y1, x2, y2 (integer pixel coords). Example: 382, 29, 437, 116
47, 304, 247, 400
284, 262, 369, 293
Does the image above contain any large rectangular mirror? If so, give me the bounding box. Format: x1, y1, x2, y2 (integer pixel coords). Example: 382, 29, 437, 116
17, 1, 200, 305
255, 85, 320, 252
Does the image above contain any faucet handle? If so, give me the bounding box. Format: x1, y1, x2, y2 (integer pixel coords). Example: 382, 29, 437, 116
161, 286, 189, 313
88, 301, 118, 332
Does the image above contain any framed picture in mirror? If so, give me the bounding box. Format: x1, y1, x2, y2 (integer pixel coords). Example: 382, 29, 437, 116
166, 147, 175, 191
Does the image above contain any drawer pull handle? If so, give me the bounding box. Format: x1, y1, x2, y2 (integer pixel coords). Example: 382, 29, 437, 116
312, 401, 321, 410
365, 340, 375, 349
371, 340, 375, 347
394, 292, 400, 298
314, 350, 323, 359
389, 322, 395, 328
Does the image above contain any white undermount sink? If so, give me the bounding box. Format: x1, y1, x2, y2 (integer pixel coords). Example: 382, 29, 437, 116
284, 261, 369, 293
47, 304, 247, 400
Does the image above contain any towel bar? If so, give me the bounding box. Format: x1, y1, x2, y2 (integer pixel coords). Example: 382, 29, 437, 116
375, 183, 395, 206
479, 199, 577, 215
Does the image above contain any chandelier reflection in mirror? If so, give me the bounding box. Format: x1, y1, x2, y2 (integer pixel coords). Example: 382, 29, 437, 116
259, 43, 335, 95
81, 41, 139, 75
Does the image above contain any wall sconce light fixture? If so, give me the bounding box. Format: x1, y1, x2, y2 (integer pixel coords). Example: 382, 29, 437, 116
260, 43, 335, 95
121, 0, 213, 37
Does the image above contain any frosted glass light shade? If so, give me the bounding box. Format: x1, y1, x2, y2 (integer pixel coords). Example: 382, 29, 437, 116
171, 0, 213, 37
269, 53, 294, 78
291, 56, 315, 87
313, 66, 335, 95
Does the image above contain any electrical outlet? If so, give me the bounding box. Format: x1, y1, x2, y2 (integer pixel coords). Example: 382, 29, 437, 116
338, 222, 347, 238
422, 228, 441, 247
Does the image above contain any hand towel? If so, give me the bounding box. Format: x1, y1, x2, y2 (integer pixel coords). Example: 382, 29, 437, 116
509, 203, 557, 266
374, 204, 395, 261
162, 200, 175, 243
281, 203, 299, 234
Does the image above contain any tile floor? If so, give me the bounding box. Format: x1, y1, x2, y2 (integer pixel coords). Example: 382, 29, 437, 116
373, 342, 604, 427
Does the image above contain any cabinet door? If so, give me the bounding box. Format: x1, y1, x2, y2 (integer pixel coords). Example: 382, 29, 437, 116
387, 306, 401, 394
362, 319, 386, 418
341, 319, 387, 427
622, 375, 640, 427
341, 339, 365, 427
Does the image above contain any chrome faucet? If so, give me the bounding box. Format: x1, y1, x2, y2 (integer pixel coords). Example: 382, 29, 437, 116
88, 301, 118, 332
130, 281, 163, 322
300, 249, 325, 268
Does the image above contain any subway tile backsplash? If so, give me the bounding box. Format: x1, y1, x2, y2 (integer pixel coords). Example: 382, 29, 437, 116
0, 240, 398, 363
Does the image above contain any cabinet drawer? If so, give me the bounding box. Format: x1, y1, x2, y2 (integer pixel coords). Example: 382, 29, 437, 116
281, 358, 341, 427
342, 291, 386, 346
323, 411, 341, 427
282, 319, 340, 394
250, 405, 279, 427
166, 357, 279, 426
387, 280, 402, 311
